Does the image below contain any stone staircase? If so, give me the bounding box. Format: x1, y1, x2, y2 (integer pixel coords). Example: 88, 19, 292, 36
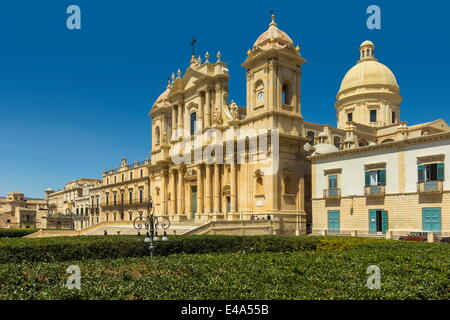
81, 220, 204, 236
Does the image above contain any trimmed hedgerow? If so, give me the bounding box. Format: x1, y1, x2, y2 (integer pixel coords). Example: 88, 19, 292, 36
0, 235, 392, 264
0, 228, 39, 238
0, 242, 449, 300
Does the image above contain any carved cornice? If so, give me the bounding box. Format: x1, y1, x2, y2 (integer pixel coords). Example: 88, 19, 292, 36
309, 132, 450, 162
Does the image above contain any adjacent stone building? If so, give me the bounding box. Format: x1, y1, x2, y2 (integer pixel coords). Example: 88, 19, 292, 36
0, 192, 47, 228
46, 178, 101, 229
96, 158, 151, 223
309, 41, 450, 236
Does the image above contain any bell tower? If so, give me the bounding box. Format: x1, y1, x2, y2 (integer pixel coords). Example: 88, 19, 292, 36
242, 15, 306, 118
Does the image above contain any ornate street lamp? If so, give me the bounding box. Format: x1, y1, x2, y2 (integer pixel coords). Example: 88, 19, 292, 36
133, 197, 170, 258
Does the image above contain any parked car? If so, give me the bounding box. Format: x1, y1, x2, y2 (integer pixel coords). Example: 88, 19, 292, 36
440, 237, 450, 243
399, 232, 428, 242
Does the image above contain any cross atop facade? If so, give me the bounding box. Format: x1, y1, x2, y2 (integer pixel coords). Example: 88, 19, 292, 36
190, 36, 197, 57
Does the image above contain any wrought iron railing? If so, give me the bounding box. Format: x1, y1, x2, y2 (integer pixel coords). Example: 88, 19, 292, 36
364, 185, 386, 197
323, 188, 341, 199
417, 180, 443, 193
100, 198, 151, 209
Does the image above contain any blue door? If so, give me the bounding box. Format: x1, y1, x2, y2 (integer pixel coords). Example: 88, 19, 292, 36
369, 210, 377, 233
422, 208, 442, 232
369, 210, 388, 233
328, 210, 340, 232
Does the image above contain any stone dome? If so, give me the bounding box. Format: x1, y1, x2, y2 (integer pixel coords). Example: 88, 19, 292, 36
338, 41, 399, 94
253, 15, 293, 49
360, 40, 374, 47
312, 143, 339, 155
154, 87, 170, 106
338, 60, 399, 93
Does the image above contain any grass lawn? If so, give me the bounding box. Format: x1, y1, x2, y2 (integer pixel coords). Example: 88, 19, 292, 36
0, 236, 448, 300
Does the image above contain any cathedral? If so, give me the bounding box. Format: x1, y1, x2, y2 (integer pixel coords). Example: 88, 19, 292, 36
147, 14, 309, 235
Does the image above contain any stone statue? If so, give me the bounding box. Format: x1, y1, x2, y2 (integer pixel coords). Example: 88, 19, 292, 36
213, 108, 223, 125
230, 100, 239, 120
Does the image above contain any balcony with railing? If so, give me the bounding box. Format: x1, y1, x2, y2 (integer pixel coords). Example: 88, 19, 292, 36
88, 205, 101, 215
100, 197, 151, 209
323, 188, 341, 199
364, 185, 386, 197
417, 180, 443, 194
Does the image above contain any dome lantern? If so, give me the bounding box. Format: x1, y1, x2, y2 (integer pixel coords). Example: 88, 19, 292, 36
359, 40, 375, 61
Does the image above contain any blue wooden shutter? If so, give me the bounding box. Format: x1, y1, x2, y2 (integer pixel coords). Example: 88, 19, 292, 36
329, 175, 337, 189
369, 210, 377, 233
380, 169, 386, 186
365, 171, 370, 187
418, 165, 425, 182
433, 208, 442, 232
423, 208, 434, 231
437, 163, 445, 181
382, 211, 388, 232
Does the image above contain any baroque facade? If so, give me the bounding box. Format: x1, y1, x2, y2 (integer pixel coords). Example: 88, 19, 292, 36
146, 15, 309, 234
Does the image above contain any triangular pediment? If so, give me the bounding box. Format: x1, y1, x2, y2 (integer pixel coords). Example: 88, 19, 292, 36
169, 67, 205, 95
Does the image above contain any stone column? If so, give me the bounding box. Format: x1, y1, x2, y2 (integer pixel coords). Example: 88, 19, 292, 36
205, 88, 211, 127
216, 83, 222, 111
213, 163, 220, 213
161, 170, 167, 216
198, 92, 204, 130
298, 173, 305, 211
177, 168, 184, 215
230, 162, 237, 213
169, 169, 176, 215
177, 103, 183, 135
205, 164, 212, 214
172, 106, 177, 139
197, 165, 203, 216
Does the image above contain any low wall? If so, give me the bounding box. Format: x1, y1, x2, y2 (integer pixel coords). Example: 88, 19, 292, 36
23, 221, 136, 238
183, 220, 275, 236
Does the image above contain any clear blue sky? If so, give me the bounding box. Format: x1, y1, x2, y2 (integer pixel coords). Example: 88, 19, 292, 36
1, 0, 449, 198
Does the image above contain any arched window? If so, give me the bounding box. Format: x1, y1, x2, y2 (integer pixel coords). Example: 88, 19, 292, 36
307, 131, 315, 146
333, 136, 341, 149
155, 126, 161, 145
190, 112, 197, 135
282, 82, 291, 105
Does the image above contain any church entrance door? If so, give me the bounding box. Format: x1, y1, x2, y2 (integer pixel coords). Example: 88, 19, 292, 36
191, 186, 197, 218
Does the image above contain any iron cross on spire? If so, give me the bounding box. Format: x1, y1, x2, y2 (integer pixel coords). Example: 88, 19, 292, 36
190, 36, 197, 57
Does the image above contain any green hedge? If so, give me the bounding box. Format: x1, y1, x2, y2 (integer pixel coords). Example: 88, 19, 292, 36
0, 228, 39, 238
0, 234, 414, 264
0, 245, 449, 300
